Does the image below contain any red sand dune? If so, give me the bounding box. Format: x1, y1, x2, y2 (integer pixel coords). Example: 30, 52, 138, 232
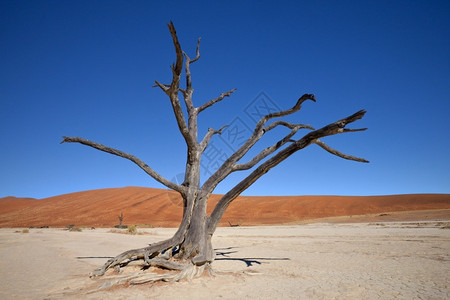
0, 187, 449, 228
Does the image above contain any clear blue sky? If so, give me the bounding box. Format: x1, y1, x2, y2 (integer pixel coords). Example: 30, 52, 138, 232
1, 0, 449, 199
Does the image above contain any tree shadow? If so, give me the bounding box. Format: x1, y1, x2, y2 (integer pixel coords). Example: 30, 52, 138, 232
214, 247, 289, 267
76, 256, 114, 259
76, 247, 290, 268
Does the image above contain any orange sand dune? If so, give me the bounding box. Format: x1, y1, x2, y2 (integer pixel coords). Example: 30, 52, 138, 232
0, 187, 449, 227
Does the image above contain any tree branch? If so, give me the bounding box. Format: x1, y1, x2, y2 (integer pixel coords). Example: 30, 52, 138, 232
165, 22, 196, 147
314, 139, 369, 163
167, 21, 183, 90
263, 120, 314, 132
199, 125, 228, 151
200, 93, 316, 195
183, 38, 201, 93
197, 88, 237, 113
154, 80, 170, 93
183, 39, 200, 115
255, 94, 316, 126
234, 93, 317, 163
207, 109, 368, 233
60, 136, 186, 194
234, 123, 313, 171
182, 38, 201, 126
191, 38, 201, 63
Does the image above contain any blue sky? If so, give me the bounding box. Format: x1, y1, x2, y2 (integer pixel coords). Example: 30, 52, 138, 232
1, 0, 449, 199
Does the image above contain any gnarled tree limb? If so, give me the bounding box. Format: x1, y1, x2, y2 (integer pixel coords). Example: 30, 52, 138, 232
234, 123, 312, 171
154, 80, 170, 93
207, 109, 367, 233
200, 94, 317, 196
197, 88, 237, 113
182, 38, 200, 115
314, 139, 369, 163
199, 125, 228, 151
60, 136, 185, 194
263, 120, 314, 132
167, 21, 183, 91
183, 38, 201, 91
165, 22, 195, 147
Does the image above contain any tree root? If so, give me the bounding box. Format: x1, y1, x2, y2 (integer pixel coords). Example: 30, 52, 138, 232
85, 262, 212, 295
129, 263, 207, 285
87, 231, 220, 292
52, 262, 248, 298
90, 239, 177, 277
86, 238, 214, 292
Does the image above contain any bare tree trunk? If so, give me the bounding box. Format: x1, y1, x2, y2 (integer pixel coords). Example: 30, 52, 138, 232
181, 194, 215, 265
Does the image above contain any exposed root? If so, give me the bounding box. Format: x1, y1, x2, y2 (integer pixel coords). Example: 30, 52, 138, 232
90, 248, 145, 277
87, 262, 211, 293
87, 238, 215, 291
205, 263, 218, 276
90, 240, 177, 277
144, 257, 185, 271
133, 263, 207, 284
52, 263, 249, 298
87, 232, 218, 292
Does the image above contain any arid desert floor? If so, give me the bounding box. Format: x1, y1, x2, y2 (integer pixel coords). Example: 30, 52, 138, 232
2, 187, 449, 228
1, 221, 449, 299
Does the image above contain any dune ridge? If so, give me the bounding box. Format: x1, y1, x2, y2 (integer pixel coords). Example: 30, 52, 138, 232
0, 187, 449, 227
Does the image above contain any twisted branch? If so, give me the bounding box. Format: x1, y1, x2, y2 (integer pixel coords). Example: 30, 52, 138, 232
263, 120, 314, 132
200, 93, 316, 195
208, 109, 368, 233
234, 122, 313, 171
182, 38, 201, 113
60, 136, 185, 194
165, 22, 196, 147
167, 21, 183, 91
197, 88, 237, 113
199, 125, 228, 151
314, 139, 369, 163
154, 80, 170, 93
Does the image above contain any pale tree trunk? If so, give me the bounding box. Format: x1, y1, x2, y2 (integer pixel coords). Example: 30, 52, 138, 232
61, 22, 368, 285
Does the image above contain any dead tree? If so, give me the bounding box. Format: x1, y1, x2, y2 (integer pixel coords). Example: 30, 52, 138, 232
118, 212, 124, 228
61, 22, 368, 284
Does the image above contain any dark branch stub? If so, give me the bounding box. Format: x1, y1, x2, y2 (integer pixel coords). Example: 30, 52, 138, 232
62, 22, 368, 287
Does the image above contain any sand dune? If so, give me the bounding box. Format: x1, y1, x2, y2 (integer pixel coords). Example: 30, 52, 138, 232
0, 187, 449, 227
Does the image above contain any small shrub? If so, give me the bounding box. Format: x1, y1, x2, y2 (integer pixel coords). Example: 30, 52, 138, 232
228, 219, 243, 227
441, 222, 450, 229
22, 228, 29, 233
128, 225, 137, 235
67, 224, 82, 232
137, 224, 153, 228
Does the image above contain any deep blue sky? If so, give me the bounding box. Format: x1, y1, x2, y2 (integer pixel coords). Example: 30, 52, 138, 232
1, 0, 449, 199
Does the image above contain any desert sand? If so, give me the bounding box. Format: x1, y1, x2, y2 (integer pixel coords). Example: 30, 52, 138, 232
1, 188, 449, 299
0, 222, 449, 299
